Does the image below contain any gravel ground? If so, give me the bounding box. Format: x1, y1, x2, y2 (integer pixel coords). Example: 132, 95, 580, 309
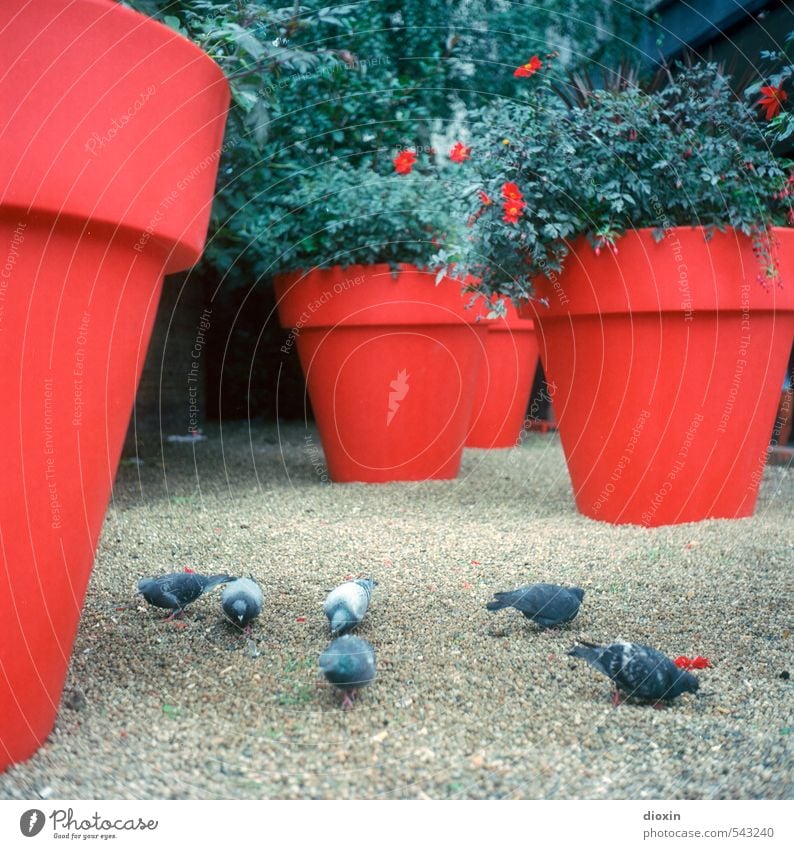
1, 422, 792, 800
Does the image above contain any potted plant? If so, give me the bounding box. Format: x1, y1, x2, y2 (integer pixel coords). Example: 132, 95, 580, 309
0, 0, 229, 770
451, 59, 794, 525
465, 298, 539, 449
269, 155, 488, 482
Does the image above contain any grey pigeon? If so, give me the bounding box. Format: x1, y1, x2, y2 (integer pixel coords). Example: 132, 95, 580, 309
486, 582, 584, 629
319, 635, 376, 709
323, 577, 376, 636
221, 577, 263, 631
137, 571, 233, 620
569, 641, 700, 705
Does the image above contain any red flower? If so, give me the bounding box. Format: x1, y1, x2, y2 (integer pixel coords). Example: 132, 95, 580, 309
478, 190, 493, 206
674, 655, 712, 670
449, 141, 472, 163
393, 149, 417, 174
502, 200, 525, 224
778, 172, 794, 200
501, 181, 523, 201
514, 55, 543, 78
628, 128, 638, 141
757, 85, 787, 120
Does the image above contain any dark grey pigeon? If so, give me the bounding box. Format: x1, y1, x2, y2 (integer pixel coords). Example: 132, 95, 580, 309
487, 583, 584, 629
319, 635, 376, 709
221, 577, 263, 632
569, 641, 700, 705
323, 577, 376, 636
137, 571, 233, 620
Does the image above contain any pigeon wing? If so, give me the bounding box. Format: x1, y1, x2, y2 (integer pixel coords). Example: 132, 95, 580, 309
507, 584, 580, 625
616, 644, 675, 700
324, 581, 370, 631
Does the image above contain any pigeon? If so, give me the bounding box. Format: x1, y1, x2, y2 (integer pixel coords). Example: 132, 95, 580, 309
137, 571, 233, 620
486, 583, 584, 629
323, 577, 376, 636
568, 640, 700, 706
221, 577, 263, 632
319, 635, 376, 709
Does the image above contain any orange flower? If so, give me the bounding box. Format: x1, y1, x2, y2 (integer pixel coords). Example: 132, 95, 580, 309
757, 85, 787, 120
501, 181, 523, 201
514, 55, 543, 78
502, 200, 525, 224
449, 141, 472, 163
393, 149, 417, 174
478, 190, 493, 206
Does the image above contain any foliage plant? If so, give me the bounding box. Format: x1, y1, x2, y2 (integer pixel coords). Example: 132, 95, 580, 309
446, 59, 793, 306
124, 0, 650, 286
266, 152, 475, 273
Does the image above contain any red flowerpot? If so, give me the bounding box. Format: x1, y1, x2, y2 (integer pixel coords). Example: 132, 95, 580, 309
466, 301, 539, 448
521, 228, 794, 526
0, 0, 229, 770
275, 265, 487, 482
776, 389, 793, 445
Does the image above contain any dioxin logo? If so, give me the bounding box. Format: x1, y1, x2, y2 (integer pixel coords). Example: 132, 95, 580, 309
387, 369, 410, 426
20, 810, 45, 837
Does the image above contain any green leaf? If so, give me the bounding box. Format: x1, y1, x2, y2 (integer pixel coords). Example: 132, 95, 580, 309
247, 98, 270, 147
163, 15, 184, 33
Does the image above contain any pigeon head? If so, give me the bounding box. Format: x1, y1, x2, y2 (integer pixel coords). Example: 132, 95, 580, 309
670, 668, 699, 698
330, 608, 350, 636
231, 599, 247, 624
136, 578, 153, 594
569, 587, 585, 602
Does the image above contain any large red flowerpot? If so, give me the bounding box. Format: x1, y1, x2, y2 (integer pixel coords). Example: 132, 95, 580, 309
521, 228, 794, 526
275, 265, 487, 482
466, 301, 539, 448
0, 0, 229, 769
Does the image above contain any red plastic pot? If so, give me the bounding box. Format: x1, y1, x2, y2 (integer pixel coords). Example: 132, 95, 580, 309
0, 0, 229, 770
521, 227, 794, 526
466, 300, 539, 448
275, 265, 487, 482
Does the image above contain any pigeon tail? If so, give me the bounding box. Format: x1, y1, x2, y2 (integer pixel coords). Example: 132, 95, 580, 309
486, 592, 514, 612
568, 643, 602, 663
202, 574, 234, 592
355, 576, 377, 594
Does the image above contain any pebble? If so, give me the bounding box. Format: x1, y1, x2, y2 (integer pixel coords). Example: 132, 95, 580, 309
62, 687, 87, 712
0, 423, 790, 800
